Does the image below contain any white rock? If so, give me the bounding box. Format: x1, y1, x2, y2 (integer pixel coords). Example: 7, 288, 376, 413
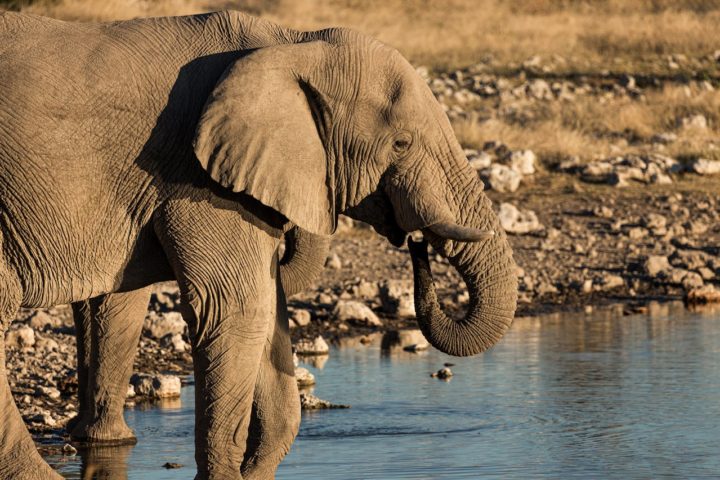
507, 150, 536, 175
498, 203, 543, 234
144, 311, 186, 340
5, 325, 35, 349
645, 256, 671, 277
34, 386, 61, 400
325, 252, 342, 269
24, 311, 61, 331
290, 309, 311, 328
332, 300, 382, 327
353, 280, 380, 299
130, 374, 181, 399
126, 384, 136, 398
690, 158, 720, 175
680, 114, 708, 130
34, 335, 59, 352
295, 367, 316, 387
480, 164, 522, 192
596, 273, 625, 291
159, 332, 188, 353
467, 150, 493, 170
379, 280, 415, 317
295, 336, 330, 356
527, 79, 552, 100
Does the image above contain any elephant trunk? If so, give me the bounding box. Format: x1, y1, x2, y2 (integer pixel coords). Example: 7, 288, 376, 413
409, 215, 517, 357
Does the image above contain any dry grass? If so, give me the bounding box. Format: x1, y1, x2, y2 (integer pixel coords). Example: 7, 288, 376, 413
5, 0, 720, 164
453, 84, 720, 163
6, 0, 720, 73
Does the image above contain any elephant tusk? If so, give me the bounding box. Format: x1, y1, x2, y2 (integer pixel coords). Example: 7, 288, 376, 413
427, 222, 495, 242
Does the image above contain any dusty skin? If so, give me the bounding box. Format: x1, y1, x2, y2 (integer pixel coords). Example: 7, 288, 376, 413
0, 11, 517, 479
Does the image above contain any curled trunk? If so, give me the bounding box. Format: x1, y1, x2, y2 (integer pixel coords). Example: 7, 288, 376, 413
408, 232, 517, 357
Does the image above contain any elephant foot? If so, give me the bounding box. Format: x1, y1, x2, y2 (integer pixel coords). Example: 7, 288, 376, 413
70, 416, 137, 445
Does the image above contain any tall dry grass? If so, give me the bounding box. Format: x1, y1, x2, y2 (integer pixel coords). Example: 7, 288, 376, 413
4, 0, 719, 164
7, 0, 720, 72
452, 84, 720, 162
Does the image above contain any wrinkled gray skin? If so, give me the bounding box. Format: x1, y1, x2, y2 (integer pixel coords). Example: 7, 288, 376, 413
0, 10, 517, 479
67, 226, 329, 478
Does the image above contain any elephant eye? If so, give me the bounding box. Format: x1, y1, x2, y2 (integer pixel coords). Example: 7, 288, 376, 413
392, 137, 411, 153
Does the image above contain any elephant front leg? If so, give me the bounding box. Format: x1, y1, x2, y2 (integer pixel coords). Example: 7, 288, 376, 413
241, 293, 300, 480
71, 288, 150, 443
189, 301, 270, 480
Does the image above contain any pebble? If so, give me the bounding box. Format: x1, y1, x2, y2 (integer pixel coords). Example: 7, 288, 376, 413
431, 367, 454, 379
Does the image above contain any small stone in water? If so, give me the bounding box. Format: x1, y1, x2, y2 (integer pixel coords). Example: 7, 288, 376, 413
163, 462, 183, 469
431, 367, 454, 379
62, 443, 77, 455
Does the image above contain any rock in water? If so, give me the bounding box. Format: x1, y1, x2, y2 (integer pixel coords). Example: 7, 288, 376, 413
130, 374, 181, 399
299, 392, 350, 410
294, 336, 330, 356
431, 367, 454, 379
295, 367, 316, 387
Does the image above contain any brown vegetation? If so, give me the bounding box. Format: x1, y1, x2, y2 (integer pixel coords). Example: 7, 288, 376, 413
4, 0, 720, 164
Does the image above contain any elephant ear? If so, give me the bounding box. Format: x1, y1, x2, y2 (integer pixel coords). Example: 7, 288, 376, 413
193, 42, 335, 235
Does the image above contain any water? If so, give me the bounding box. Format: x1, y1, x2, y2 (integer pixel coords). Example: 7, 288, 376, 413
46, 303, 720, 479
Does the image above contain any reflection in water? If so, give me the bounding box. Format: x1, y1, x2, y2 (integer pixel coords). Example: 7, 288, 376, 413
46, 306, 720, 479
305, 354, 329, 370
77, 444, 133, 480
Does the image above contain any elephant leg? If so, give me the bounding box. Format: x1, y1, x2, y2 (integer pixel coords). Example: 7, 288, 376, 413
0, 262, 62, 479
71, 287, 150, 443
155, 201, 279, 480
66, 300, 93, 435
241, 288, 300, 480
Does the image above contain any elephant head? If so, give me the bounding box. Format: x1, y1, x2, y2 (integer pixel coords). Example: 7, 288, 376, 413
192, 29, 517, 357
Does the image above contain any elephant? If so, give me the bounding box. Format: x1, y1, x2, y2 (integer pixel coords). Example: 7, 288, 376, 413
0, 9, 517, 480
67, 226, 330, 478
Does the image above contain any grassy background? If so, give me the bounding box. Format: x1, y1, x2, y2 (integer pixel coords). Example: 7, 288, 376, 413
3, 0, 720, 164
3, 0, 719, 73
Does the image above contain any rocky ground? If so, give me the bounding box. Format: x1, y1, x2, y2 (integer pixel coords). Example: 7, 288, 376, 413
4, 63, 719, 448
